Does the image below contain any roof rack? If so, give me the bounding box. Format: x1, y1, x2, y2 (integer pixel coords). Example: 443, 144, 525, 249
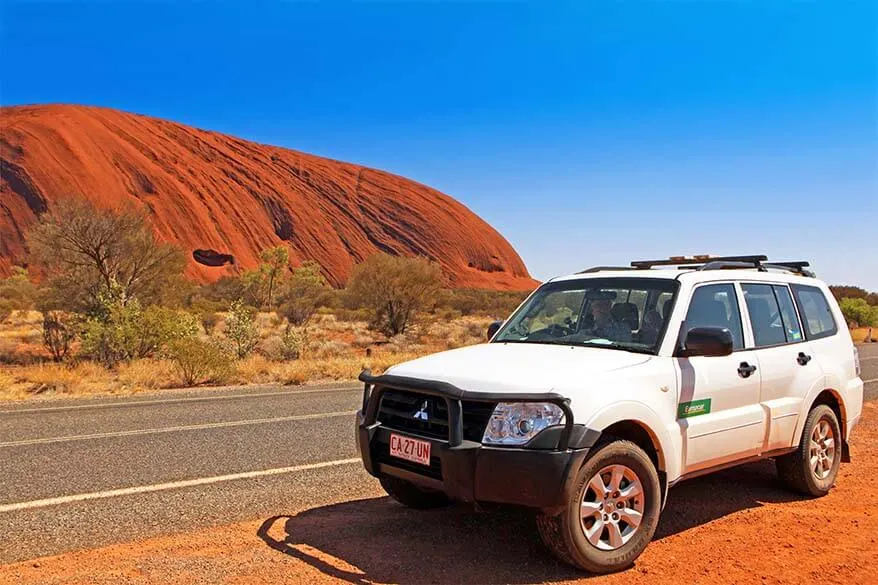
623, 255, 814, 277
631, 255, 767, 269
576, 266, 635, 274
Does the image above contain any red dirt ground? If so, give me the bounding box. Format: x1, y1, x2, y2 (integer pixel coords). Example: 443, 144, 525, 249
3, 402, 876, 585
0, 104, 537, 290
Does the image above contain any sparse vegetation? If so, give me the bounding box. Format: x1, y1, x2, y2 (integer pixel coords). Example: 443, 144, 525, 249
9, 209, 870, 402
346, 253, 443, 336
225, 299, 259, 358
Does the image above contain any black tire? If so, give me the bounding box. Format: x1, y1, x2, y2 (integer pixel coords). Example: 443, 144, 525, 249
379, 476, 450, 509
776, 404, 842, 496
536, 440, 661, 574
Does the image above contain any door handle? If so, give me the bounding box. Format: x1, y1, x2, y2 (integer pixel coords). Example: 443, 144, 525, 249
797, 352, 812, 366
738, 362, 757, 378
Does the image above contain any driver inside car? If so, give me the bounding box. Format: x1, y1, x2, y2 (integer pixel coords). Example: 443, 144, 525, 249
586, 298, 632, 342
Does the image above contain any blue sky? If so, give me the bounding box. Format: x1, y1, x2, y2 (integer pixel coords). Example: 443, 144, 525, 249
2, 1, 877, 289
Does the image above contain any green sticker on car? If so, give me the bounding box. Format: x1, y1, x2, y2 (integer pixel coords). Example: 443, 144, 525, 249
678, 398, 711, 418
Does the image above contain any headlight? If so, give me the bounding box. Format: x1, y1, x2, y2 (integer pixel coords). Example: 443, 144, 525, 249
482, 402, 565, 445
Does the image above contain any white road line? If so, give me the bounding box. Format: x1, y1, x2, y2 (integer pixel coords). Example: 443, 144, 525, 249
0, 458, 362, 514
0, 386, 361, 415
863, 377, 878, 384
858, 356, 878, 361
0, 410, 357, 448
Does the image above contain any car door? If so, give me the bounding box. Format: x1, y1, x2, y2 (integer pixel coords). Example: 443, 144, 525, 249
740, 283, 825, 452
675, 282, 764, 473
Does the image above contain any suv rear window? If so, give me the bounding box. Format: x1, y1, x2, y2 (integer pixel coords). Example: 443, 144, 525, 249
791, 284, 838, 340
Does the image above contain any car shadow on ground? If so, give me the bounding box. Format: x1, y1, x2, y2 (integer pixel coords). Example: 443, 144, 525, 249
257, 460, 807, 585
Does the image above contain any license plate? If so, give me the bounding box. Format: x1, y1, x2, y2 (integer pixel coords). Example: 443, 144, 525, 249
389, 433, 431, 466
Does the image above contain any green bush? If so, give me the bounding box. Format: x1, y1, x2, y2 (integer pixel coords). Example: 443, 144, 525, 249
839, 297, 878, 327
166, 338, 232, 386
0, 266, 37, 311
281, 326, 307, 360
79, 286, 198, 367
225, 299, 258, 358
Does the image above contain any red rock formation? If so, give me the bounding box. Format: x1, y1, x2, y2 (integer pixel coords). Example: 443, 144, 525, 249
0, 105, 537, 290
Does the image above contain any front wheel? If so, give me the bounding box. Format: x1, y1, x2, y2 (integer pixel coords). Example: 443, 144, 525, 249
776, 404, 842, 496
536, 440, 661, 574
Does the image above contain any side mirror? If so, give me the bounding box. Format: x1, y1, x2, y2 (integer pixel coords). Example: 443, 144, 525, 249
487, 320, 503, 340
681, 327, 733, 357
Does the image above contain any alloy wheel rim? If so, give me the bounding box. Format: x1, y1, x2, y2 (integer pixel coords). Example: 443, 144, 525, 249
810, 418, 836, 480
580, 464, 645, 551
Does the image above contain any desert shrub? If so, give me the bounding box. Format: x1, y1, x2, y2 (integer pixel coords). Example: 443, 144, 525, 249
331, 307, 372, 323
188, 299, 223, 334
281, 326, 307, 360
135, 306, 199, 356
0, 300, 12, 324
0, 266, 37, 311
200, 311, 220, 334
225, 299, 259, 358
277, 260, 333, 326
199, 276, 247, 304
345, 253, 443, 337
166, 338, 232, 386
42, 311, 76, 362
436, 288, 528, 317
27, 199, 186, 314
79, 288, 198, 366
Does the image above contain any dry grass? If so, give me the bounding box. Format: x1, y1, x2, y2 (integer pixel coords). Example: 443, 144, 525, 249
0, 311, 492, 402
852, 327, 876, 343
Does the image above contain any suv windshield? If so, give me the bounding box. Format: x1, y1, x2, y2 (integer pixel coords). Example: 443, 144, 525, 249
493, 277, 679, 354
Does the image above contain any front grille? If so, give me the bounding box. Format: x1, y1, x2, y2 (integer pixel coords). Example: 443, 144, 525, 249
375, 388, 497, 443
377, 389, 450, 440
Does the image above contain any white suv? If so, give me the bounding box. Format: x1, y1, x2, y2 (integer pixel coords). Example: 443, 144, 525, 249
355, 255, 864, 573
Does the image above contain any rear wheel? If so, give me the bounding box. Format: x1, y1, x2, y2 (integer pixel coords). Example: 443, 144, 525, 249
776, 405, 842, 496
379, 476, 449, 509
536, 440, 661, 573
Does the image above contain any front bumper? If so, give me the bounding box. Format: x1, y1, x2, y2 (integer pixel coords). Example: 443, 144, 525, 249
356, 370, 599, 511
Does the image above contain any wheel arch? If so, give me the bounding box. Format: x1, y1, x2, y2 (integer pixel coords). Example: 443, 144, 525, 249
585, 401, 680, 492
797, 387, 848, 442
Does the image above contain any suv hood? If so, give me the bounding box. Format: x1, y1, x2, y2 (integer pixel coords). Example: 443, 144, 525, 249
384, 342, 651, 395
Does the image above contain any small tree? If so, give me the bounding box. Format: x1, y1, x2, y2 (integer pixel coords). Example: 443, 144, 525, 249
225, 299, 259, 358
27, 198, 186, 314
42, 311, 76, 362
346, 253, 443, 336
277, 260, 332, 326
259, 246, 290, 313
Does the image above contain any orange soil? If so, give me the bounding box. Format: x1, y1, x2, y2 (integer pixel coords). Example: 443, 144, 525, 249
4, 403, 876, 585
0, 104, 538, 290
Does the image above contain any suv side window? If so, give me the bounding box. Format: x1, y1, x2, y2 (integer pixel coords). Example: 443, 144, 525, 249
791, 284, 838, 340
742, 283, 787, 346
685, 283, 744, 350
772, 285, 804, 342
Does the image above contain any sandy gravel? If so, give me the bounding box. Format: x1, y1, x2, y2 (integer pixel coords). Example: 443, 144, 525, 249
3, 402, 877, 585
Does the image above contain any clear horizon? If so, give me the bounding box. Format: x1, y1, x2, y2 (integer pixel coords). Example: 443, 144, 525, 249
2, 1, 876, 289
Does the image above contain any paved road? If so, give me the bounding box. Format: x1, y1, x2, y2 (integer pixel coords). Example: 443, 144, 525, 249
2, 345, 877, 563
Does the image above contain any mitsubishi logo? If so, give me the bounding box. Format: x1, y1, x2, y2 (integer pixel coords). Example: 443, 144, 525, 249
412, 400, 430, 421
